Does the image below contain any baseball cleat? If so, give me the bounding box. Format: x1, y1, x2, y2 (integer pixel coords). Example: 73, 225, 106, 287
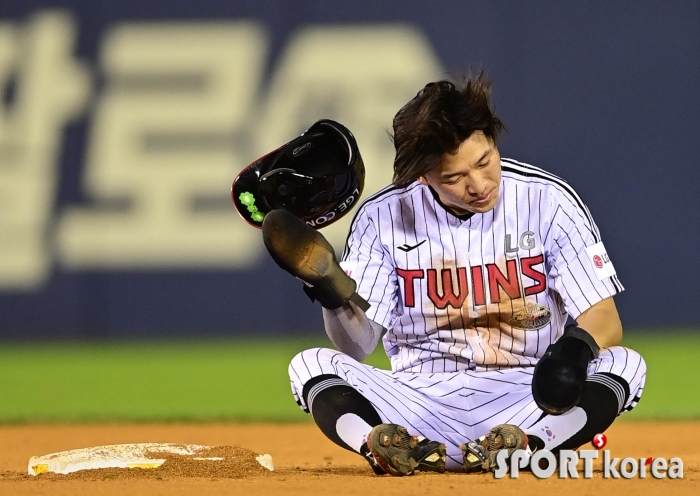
363, 451, 388, 476
460, 424, 529, 473
460, 439, 489, 473
366, 424, 446, 476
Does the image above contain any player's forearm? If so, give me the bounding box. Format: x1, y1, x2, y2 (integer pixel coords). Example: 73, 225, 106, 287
575, 296, 623, 349
322, 301, 383, 362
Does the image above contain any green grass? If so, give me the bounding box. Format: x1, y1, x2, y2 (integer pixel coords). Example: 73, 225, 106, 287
618, 331, 700, 420
0, 337, 390, 423
0, 331, 697, 423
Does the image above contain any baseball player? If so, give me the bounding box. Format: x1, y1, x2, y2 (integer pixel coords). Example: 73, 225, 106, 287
232, 76, 646, 475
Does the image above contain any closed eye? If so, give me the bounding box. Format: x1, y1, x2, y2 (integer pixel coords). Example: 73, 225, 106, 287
442, 176, 462, 185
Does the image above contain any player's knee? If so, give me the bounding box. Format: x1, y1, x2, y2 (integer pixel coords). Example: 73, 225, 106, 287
288, 347, 343, 383
597, 346, 646, 389
621, 347, 646, 381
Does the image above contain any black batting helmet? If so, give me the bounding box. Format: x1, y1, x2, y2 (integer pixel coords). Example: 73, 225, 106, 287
232, 119, 365, 229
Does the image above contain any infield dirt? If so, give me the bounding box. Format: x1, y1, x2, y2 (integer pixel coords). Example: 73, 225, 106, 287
0, 421, 698, 495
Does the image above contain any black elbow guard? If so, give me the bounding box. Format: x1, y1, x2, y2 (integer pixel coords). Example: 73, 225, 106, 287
532, 324, 600, 415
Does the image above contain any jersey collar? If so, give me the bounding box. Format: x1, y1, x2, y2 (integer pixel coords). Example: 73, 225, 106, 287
426, 185, 476, 221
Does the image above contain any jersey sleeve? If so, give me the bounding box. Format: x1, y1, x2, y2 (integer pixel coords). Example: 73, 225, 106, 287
340, 205, 400, 329
546, 190, 624, 320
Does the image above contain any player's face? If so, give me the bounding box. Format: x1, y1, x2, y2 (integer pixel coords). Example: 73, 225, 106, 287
418, 132, 501, 215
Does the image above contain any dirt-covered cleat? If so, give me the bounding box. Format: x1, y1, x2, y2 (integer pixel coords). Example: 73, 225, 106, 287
461, 424, 529, 473
460, 440, 489, 473
366, 424, 446, 476
363, 451, 388, 475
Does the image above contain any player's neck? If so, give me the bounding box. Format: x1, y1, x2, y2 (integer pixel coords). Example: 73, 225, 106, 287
425, 185, 476, 221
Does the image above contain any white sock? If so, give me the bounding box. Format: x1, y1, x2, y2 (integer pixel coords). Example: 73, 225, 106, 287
335, 413, 373, 453
524, 406, 588, 450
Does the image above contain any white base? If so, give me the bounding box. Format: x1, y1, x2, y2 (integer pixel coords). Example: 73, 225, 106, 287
28, 443, 274, 475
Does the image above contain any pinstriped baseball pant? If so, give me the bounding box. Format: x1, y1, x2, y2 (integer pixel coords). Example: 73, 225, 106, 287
289, 346, 646, 471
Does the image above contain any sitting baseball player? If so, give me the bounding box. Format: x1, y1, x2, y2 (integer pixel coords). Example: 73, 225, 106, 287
232, 76, 646, 475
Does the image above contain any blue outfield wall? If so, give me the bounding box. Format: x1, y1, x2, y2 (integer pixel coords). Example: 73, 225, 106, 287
0, 1, 698, 339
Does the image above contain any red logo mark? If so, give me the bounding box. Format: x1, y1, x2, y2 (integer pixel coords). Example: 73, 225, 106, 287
592, 433, 607, 449
645, 457, 652, 465
593, 255, 604, 269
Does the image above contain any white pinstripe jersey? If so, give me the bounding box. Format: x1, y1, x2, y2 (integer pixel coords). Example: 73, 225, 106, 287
340, 158, 623, 373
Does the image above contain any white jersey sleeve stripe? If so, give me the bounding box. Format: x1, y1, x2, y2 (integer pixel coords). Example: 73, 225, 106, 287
396, 201, 419, 335
341, 185, 403, 260
554, 239, 591, 318
561, 230, 608, 300
502, 159, 602, 241
420, 196, 441, 373
507, 175, 597, 242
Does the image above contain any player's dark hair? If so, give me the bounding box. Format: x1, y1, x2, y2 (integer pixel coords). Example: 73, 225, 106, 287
391, 73, 505, 187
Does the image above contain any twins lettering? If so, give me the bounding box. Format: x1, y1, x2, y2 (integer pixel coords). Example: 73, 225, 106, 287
396, 255, 546, 309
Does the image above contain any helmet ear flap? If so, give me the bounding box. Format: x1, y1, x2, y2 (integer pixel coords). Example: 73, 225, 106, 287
231, 119, 365, 229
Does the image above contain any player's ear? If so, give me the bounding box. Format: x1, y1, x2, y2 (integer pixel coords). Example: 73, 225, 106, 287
417, 176, 429, 186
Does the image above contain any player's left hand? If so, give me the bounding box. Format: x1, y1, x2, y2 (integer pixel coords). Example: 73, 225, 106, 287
262, 209, 370, 311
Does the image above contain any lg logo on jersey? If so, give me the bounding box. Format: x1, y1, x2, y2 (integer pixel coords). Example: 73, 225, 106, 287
585, 242, 617, 281
593, 253, 610, 269
505, 231, 536, 253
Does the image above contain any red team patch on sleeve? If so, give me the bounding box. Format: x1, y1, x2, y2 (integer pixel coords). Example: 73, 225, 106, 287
585, 242, 617, 280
